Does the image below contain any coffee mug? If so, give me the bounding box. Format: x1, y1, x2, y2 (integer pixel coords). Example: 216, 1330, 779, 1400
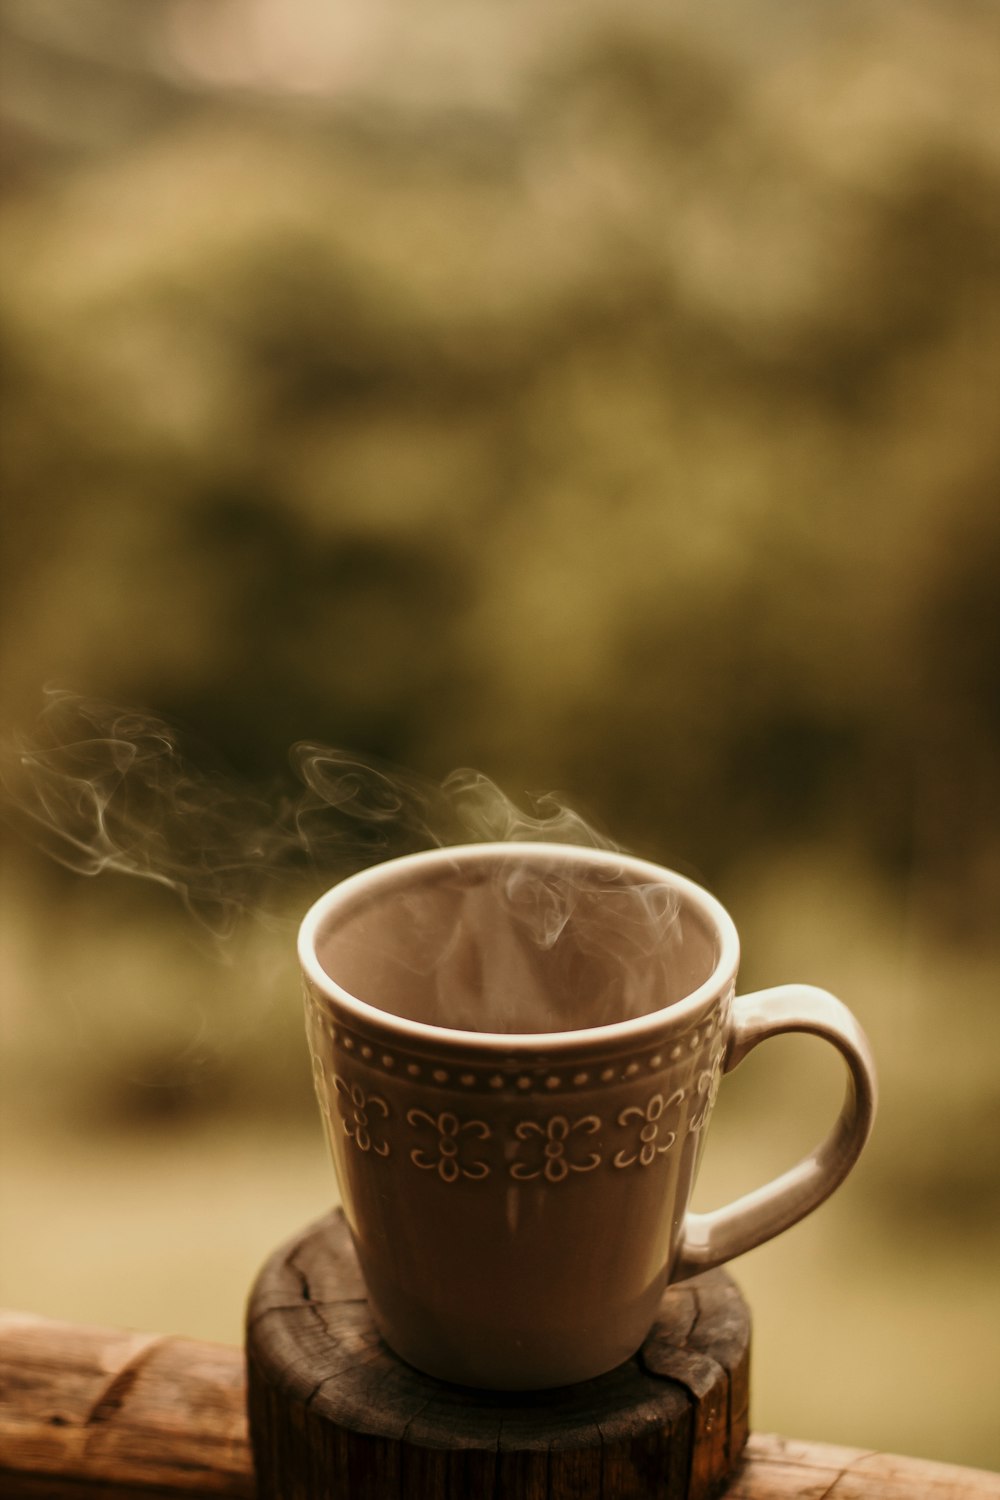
300, 842, 876, 1389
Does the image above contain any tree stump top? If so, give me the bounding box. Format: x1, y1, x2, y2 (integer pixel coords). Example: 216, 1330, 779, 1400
245, 1209, 750, 1500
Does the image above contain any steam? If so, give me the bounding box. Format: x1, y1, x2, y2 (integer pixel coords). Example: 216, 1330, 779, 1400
3, 693, 288, 934
3, 691, 688, 1031
1, 690, 618, 936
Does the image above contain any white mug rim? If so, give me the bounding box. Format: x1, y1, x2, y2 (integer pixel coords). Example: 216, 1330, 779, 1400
298, 841, 741, 1053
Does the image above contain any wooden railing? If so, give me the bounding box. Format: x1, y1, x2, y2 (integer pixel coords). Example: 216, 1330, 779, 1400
1, 1308, 997, 1499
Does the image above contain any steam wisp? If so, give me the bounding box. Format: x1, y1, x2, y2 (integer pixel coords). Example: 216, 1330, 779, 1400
3, 690, 685, 1028
2, 692, 617, 926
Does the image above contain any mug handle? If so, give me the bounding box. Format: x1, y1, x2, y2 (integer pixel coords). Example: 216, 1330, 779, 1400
672, 984, 877, 1280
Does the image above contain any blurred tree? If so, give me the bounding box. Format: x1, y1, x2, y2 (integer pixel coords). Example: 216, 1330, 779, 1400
0, 0, 997, 924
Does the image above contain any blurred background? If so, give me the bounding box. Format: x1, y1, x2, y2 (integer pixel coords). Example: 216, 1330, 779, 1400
1, 0, 999, 1471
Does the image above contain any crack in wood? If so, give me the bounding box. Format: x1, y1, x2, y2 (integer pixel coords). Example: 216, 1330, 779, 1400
398, 1396, 434, 1447
302, 1341, 385, 1416
594, 1417, 607, 1500
491, 1414, 505, 1500
813, 1448, 882, 1500
84, 1336, 163, 1428
288, 1254, 313, 1302
686, 1287, 704, 1348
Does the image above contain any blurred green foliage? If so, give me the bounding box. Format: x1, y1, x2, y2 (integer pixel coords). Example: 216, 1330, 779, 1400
1, 0, 999, 1467
3, 0, 998, 923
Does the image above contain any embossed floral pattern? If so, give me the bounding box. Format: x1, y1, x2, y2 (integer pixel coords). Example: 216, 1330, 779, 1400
309, 1011, 731, 1179
687, 1057, 723, 1135
614, 1089, 684, 1167
407, 1109, 491, 1182
334, 1077, 390, 1156
511, 1114, 602, 1182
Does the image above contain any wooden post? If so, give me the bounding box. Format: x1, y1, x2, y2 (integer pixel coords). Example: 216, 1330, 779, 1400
244, 1209, 747, 1499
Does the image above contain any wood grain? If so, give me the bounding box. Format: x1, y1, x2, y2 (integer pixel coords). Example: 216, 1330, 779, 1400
730, 1434, 1000, 1500
0, 1308, 252, 1498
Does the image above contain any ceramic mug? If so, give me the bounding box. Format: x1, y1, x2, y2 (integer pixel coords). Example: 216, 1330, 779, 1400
300, 842, 876, 1389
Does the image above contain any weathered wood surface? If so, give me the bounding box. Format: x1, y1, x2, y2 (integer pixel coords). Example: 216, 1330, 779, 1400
730, 1435, 1000, 1499
0, 1306, 253, 1499
246, 1211, 750, 1500
2, 1303, 999, 1499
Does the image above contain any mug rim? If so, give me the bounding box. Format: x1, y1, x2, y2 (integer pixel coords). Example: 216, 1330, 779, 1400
298, 841, 741, 1052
